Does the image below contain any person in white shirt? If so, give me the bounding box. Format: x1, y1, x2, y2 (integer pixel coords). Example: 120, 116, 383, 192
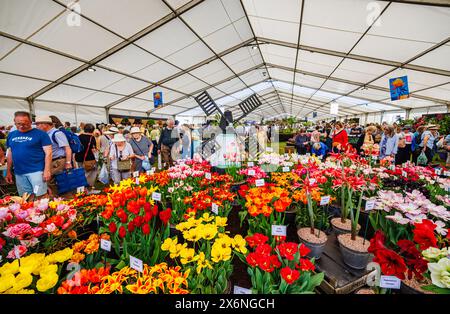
109, 133, 134, 184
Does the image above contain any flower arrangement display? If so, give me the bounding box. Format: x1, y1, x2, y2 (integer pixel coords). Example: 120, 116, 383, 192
69, 233, 111, 268
182, 187, 235, 220
1, 198, 78, 259
369, 219, 450, 293
238, 184, 292, 242
238, 166, 267, 185
239, 233, 324, 293
271, 172, 301, 189
371, 189, 449, 246
57, 266, 110, 294
162, 214, 246, 294
0, 248, 73, 294
99, 185, 171, 266
257, 153, 294, 173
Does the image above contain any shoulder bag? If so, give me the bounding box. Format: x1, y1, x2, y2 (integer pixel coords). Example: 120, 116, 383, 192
115, 144, 131, 172
83, 136, 96, 171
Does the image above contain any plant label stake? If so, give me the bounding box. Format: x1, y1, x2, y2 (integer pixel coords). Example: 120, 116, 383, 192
211, 203, 219, 215
100, 239, 111, 267
205, 172, 212, 180
248, 169, 256, 176
133, 171, 139, 178
248, 161, 254, 167
130, 255, 143, 273
152, 192, 162, 202
435, 168, 442, 176
402, 171, 407, 178
365, 199, 376, 211
271, 225, 287, 237
320, 196, 330, 206
379, 275, 401, 289
255, 179, 265, 187
282, 166, 290, 172
76, 186, 85, 194
135, 177, 140, 185
233, 286, 252, 294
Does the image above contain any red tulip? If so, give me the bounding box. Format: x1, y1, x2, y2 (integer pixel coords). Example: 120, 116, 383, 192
127, 222, 135, 233
143, 202, 152, 213
118, 226, 126, 238
159, 208, 171, 225
109, 222, 117, 233
152, 204, 158, 217
144, 212, 153, 223
280, 267, 300, 284
142, 224, 150, 235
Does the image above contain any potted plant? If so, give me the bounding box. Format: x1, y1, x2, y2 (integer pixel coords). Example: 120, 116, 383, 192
237, 233, 324, 293
296, 178, 328, 259
337, 187, 371, 269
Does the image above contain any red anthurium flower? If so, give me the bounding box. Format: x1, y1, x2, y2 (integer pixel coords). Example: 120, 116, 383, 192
280, 267, 300, 284
118, 226, 126, 238
109, 222, 117, 233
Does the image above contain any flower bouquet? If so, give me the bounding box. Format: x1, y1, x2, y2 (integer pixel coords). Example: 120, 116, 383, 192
238, 233, 324, 294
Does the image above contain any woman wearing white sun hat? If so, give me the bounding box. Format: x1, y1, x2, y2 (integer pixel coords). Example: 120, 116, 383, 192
109, 133, 134, 184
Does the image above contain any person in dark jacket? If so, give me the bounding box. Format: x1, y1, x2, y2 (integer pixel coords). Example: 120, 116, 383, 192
157, 119, 180, 168
293, 128, 309, 155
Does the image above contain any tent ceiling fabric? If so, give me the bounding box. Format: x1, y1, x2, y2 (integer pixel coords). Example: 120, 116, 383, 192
0, 0, 449, 121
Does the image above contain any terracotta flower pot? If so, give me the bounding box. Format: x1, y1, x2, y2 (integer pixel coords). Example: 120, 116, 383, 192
297, 227, 328, 260
331, 218, 360, 235
337, 234, 371, 270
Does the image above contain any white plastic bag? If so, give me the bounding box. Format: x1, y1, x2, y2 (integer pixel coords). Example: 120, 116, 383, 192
98, 163, 109, 184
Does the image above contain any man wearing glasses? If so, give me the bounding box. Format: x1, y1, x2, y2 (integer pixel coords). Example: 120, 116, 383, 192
5, 111, 52, 198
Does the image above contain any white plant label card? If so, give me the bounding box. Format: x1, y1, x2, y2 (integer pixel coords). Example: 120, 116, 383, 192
282, 167, 290, 172
271, 225, 287, 237
130, 255, 143, 273
435, 169, 442, 176
205, 172, 212, 180
248, 169, 256, 176
365, 200, 376, 211
135, 178, 140, 185
266, 147, 273, 152
255, 179, 265, 187
152, 192, 161, 202
146, 170, 151, 176
320, 196, 331, 206
76, 186, 85, 194
402, 171, 407, 177
233, 286, 252, 294
444, 171, 450, 177
248, 162, 254, 167
309, 178, 316, 184
100, 239, 111, 252
211, 203, 219, 215
133, 171, 139, 178
379, 275, 401, 289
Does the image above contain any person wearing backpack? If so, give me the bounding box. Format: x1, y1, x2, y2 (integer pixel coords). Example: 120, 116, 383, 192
35, 116, 72, 197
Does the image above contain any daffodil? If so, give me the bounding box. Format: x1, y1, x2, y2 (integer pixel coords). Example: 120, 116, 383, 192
180, 248, 196, 264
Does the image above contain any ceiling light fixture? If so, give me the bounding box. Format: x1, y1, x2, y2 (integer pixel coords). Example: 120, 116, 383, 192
87, 67, 96, 72
252, 45, 258, 50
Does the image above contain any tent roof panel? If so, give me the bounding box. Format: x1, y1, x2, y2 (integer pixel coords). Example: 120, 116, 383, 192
299, 24, 361, 53
410, 44, 450, 72
133, 60, 180, 83
0, 72, 49, 98
98, 45, 160, 75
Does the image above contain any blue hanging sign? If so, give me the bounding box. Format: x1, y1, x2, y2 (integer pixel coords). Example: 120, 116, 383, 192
153, 92, 163, 108
389, 76, 409, 101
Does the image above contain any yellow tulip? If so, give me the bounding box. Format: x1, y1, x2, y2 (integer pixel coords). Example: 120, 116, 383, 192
12, 272, 33, 291
180, 248, 196, 265
0, 274, 15, 293
36, 273, 59, 292
0, 260, 19, 277
161, 237, 178, 251
215, 216, 227, 227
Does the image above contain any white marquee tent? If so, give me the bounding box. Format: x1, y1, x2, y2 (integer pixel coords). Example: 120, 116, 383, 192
1, 0, 449, 126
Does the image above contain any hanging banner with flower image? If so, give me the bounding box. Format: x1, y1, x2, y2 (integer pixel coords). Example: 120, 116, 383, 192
153, 92, 163, 108
389, 76, 409, 101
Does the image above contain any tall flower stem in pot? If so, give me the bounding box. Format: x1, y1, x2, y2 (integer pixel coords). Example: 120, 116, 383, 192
307, 192, 315, 235
349, 190, 363, 241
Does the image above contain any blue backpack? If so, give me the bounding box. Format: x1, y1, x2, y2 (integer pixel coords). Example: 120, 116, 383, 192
52, 129, 84, 154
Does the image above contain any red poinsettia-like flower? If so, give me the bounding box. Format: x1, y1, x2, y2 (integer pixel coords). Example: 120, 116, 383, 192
373, 248, 407, 280
368, 230, 387, 254
159, 208, 172, 225
245, 233, 268, 248
280, 267, 300, 284
297, 258, 315, 272
413, 219, 437, 250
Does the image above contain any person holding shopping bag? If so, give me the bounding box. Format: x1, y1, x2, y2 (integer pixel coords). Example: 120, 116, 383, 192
109, 133, 134, 185
129, 127, 153, 172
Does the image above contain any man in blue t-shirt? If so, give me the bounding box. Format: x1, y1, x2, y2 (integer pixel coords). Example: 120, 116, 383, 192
6, 111, 52, 197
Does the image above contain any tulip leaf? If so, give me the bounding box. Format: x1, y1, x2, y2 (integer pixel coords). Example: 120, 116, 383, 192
421, 285, 450, 294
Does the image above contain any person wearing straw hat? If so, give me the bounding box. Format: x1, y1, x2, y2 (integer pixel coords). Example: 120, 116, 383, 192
109, 133, 134, 184
100, 126, 119, 159
129, 127, 153, 173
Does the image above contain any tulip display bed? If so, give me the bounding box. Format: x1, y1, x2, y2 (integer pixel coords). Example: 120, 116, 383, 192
1, 152, 449, 295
